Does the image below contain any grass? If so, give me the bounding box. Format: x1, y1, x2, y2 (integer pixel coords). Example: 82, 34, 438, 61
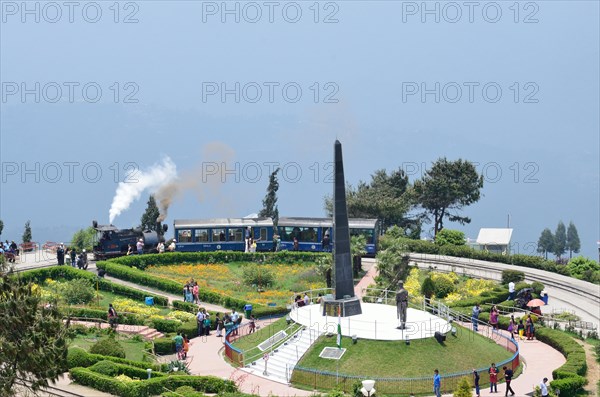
296, 325, 513, 378
145, 261, 325, 306
232, 316, 302, 353
69, 334, 150, 362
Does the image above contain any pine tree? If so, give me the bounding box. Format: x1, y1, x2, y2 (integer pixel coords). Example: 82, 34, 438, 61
566, 222, 581, 259
553, 221, 567, 260
453, 377, 472, 397
537, 228, 554, 260
22, 220, 32, 243
259, 168, 280, 227
0, 257, 71, 395
0, 219, 4, 237
141, 195, 161, 231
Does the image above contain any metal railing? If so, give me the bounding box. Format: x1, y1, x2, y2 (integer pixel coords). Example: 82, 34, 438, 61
289, 287, 520, 395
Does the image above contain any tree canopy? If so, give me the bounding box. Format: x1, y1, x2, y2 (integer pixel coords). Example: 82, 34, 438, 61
22, 220, 32, 243
434, 229, 466, 246
553, 221, 567, 259
324, 168, 419, 236
0, 257, 71, 395
141, 195, 160, 232
566, 222, 581, 259
70, 227, 96, 251
259, 167, 280, 226
0, 219, 3, 237
413, 158, 484, 236
537, 228, 554, 260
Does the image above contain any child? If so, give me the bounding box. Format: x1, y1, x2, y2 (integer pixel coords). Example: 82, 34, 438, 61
203, 314, 211, 336
182, 334, 189, 359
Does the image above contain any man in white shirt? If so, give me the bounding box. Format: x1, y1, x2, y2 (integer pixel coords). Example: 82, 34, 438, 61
540, 377, 549, 397
508, 281, 515, 300
168, 240, 176, 252
303, 293, 310, 306
231, 310, 240, 336
196, 309, 205, 336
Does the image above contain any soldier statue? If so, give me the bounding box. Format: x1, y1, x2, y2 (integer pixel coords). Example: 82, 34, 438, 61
396, 281, 409, 330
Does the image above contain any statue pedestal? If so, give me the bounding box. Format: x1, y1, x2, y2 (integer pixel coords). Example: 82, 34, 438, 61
322, 297, 362, 317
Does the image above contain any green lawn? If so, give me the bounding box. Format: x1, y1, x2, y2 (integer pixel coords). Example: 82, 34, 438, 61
232, 316, 302, 354
296, 325, 513, 378
69, 334, 150, 362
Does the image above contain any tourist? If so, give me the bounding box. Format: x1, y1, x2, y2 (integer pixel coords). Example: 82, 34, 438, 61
489, 363, 498, 393
215, 313, 223, 337
508, 281, 515, 300
182, 334, 189, 359
157, 241, 165, 254
196, 309, 205, 336
472, 303, 481, 332
507, 316, 516, 339
540, 377, 549, 397
203, 314, 211, 336
173, 332, 184, 360
127, 243, 133, 256
293, 237, 299, 251
224, 316, 234, 335
136, 238, 144, 255
107, 303, 118, 330
303, 293, 310, 306
473, 369, 480, 397
168, 239, 176, 252
70, 247, 77, 267
231, 310, 240, 336
322, 233, 330, 252
517, 319, 525, 340
433, 369, 441, 397
490, 305, 499, 330
316, 293, 323, 304
245, 227, 252, 253
192, 283, 199, 304
56, 244, 65, 265
248, 314, 256, 333
502, 366, 515, 396
526, 314, 534, 340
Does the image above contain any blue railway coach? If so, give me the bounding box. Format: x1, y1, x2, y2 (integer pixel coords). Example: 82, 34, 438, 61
173, 217, 379, 254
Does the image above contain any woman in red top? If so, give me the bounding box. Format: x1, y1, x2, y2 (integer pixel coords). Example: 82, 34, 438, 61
489, 363, 498, 393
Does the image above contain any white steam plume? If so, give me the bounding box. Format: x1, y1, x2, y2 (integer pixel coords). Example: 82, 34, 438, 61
108, 157, 177, 224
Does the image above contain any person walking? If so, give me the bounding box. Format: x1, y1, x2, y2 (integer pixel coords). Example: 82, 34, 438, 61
472, 303, 481, 332
502, 366, 515, 396
489, 363, 498, 393
196, 309, 205, 337
490, 305, 499, 330
433, 369, 441, 397
70, 247, 77, 267
56, 244, 65, 265
540, 377, 549, 397
508, 281, 515, 300
473, 369, 481, 397
107, 303, 118, 330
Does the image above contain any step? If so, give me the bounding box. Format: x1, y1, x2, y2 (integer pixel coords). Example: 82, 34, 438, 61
145, 331, 164, 340
138, 327, 157, 337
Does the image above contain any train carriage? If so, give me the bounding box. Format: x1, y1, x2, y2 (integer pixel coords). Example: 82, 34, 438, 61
173, 218, 274, 252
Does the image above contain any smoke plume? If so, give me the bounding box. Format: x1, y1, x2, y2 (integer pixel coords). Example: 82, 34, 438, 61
108, 157, 177, 224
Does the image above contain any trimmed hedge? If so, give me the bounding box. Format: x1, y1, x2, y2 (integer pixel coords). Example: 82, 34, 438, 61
18, 266, 168, 306
151, 318, 181, 333
534, 328, 588, 396
393, 238, 573, 277
69, 367, 237, 397
153, 338, 176, 355
448, 288, 509, 308
65, 307, 144, 326
109, 251, 325, 270
67, 347, 166, 372
501, 269, 525, 284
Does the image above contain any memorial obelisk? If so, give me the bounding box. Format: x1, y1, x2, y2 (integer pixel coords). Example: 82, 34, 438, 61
323, 140, 362, 316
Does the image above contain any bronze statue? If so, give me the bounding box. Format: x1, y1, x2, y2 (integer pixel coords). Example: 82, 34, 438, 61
396, 281, 409, 330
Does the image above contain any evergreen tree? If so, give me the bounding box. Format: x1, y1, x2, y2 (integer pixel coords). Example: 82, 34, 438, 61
0, 257, 71, 395
553, 221, 567, 260
421, 277, 436, 299
453, 377, 472, 397
537, 228, 554, 260
141, 195, 161, 231
413, 158, 484, 236
566, 222, 581, 259
0, 219, 3, 237
22, 220, 32, 243
259, 168, 280, 227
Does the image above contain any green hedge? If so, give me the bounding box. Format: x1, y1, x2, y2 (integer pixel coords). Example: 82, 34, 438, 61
151, 318, 181, 333
67, 347, 166, 372
69, 367, 237, 397
89, 360, 167, 379
109, 251, 325, 270
65, 307, 144, 325
448, 288, 509, 308
534, 328, 588, 396
393, 238, 574, 277
153, 338, 176, 355
18, 266, 168, 306
501, 269, 525, 284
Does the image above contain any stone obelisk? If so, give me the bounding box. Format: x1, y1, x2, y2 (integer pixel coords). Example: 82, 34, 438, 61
323, 140, 362, 316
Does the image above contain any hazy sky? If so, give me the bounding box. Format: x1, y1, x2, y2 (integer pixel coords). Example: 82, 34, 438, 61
1, 1, 598, 259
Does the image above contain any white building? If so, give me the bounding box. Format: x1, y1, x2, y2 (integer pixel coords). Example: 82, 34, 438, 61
473, 228, 513, 255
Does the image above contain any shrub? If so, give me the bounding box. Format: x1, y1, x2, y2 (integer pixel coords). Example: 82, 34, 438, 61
501, 270, 525, 284
67, 347, 163, 371
433, 276, 456, 299
421, 277, 435, 299
435, 229, 466, 246
531, 281, 545, 295
59, 278, 96, 305
89, 360, 119, 377
241, 264, 275, 288
151, 318, 181, 333
153, 337, 176, 355
68, 347, 95, 368
453, 377, 472, 397
177, 320, 198, 337
89, 338, 126, 358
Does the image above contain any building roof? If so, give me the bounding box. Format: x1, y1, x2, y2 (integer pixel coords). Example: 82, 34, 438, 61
476, 228, 513, 245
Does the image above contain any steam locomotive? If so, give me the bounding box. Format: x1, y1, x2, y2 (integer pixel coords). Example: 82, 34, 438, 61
92, 220, 168, 260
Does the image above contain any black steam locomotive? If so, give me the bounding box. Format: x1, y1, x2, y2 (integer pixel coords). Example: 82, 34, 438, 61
92, 220, 168, 260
